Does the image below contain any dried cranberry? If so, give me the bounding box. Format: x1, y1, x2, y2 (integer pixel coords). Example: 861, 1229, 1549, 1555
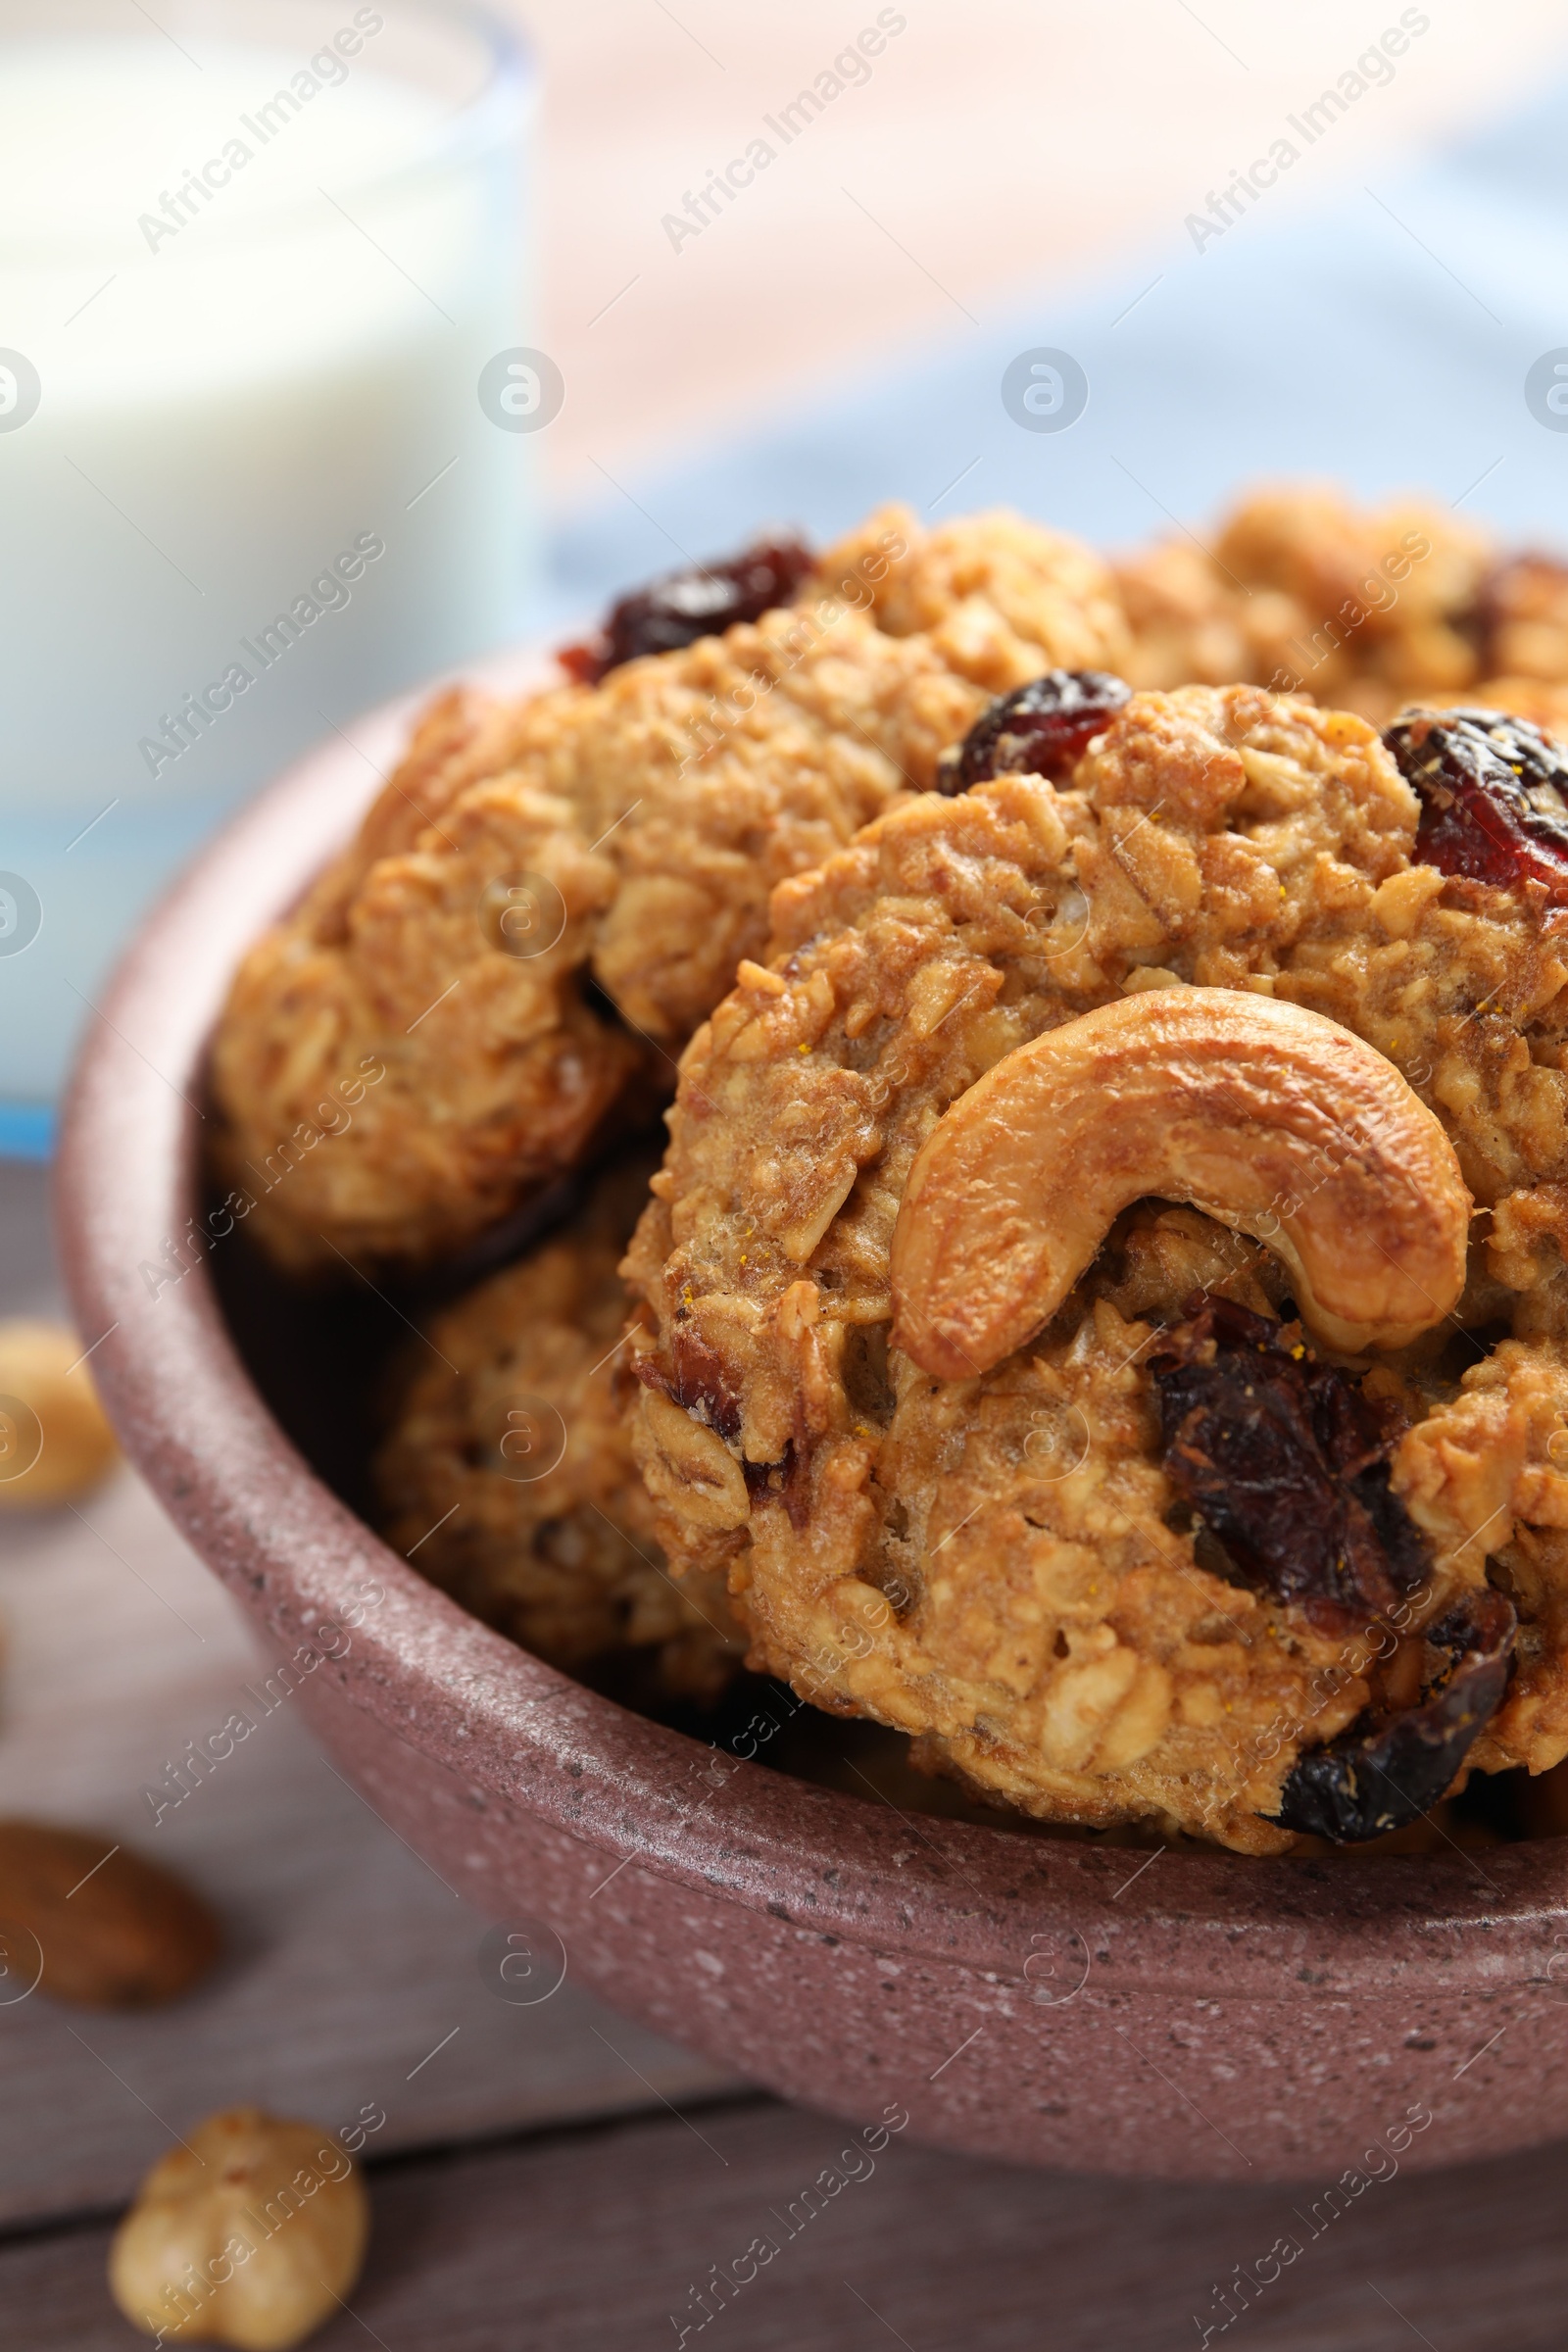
1151, 1297, 1428, 1629
1273, 1587, 1516, 1842
1384, 706, 1568, 904
935, 670, 1132, 796
560, 536, 814, 683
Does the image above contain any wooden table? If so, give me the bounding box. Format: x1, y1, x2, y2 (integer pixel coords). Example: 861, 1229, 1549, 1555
9, 1147, 1568, 2349
0, 1161, 747, 2267
14, 2037, 1568, 2348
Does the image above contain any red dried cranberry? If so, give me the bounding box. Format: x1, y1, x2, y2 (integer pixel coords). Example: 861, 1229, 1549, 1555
1384, 706, 1568, 904
935, 670, 1131, 796
1150, 1296, 1428, 1629
1273, 1587, 1515, 1842
560, 536, 814, 683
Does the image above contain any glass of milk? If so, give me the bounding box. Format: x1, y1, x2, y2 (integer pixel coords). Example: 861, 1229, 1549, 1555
0, 0, 535, 1144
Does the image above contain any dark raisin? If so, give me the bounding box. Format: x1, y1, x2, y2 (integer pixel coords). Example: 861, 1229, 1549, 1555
1150, 1296, 1429, 1629
636, 1333, 742, 1442
1384, 706, 1568, 904
841, 1321, 894, 1424
1273, 1587, 1516, 1842
935, 670, 1132, 795
743, 1440, 809, 1532
560, 535, 814, 683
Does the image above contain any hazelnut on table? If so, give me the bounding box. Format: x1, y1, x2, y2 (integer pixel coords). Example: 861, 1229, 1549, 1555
0, 1318, 117, 1508
110, 2106, 369, 2350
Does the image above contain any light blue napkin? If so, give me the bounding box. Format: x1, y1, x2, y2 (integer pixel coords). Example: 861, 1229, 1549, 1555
547, 73, 1568, 611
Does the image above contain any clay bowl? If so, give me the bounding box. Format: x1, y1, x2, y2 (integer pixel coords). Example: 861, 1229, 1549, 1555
57, 644, 1568, 2185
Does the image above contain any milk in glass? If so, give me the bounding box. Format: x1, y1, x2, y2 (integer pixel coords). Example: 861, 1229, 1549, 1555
0, 3, 532, 1126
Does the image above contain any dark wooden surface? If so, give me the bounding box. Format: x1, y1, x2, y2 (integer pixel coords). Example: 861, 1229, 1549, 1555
7, 1144, 1568, 2345
10, 2094, 1568, 2351
0, 1456, 739, 2227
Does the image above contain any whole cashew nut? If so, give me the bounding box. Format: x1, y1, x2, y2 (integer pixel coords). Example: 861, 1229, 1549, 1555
890, 989, 1471, 1377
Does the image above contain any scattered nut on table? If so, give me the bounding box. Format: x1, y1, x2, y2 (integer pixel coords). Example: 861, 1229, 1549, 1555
110, 2105, 370, 2350
0, 1318, 118, 1507
0, 1820, 220, 2007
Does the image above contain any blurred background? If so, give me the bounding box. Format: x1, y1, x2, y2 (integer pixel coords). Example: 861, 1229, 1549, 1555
9, 3, 1568, 2344
526, 0, 1568, 567
8, 0, 1568, 1135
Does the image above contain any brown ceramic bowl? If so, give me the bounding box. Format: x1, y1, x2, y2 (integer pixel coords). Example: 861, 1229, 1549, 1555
57, 645, 1568, 2184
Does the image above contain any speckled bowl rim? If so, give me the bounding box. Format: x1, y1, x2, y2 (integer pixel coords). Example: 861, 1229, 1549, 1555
54, 638, 1568, 2012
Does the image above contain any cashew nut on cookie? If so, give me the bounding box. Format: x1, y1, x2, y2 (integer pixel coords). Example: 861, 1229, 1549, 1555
891, 989, 1471, 1375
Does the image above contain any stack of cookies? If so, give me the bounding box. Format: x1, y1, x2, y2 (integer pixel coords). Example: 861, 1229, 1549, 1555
211, 492, 1568, 1853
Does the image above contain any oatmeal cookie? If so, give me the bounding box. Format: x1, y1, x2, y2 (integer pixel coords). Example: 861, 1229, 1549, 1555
212, 506, 1126, 1272
376, 1158, 743, 1701
1116, 484, 1559, 727
816, 504, 1130, 680
623, 681, 1568, 1850
1484, 554, 1568, 687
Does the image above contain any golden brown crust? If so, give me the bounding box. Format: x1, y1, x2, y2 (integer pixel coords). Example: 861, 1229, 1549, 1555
1119, 494, 1568, 747
211, 757, 643, 1273
623, 684, 1568, 1846
1116, 486, 1494, 724
1484, 555, 1568, 686
375, 1158, 744, 1702
212, 507, 1126, 1272
814, 502, 1132, 682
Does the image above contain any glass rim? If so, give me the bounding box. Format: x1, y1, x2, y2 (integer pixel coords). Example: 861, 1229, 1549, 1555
0, 0, 533, 260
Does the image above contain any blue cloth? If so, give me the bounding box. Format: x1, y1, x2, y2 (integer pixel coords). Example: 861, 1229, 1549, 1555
546, 74, 1568, 613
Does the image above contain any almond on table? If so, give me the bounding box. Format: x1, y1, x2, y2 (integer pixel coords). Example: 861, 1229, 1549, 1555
0, 1820, 220, 2007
